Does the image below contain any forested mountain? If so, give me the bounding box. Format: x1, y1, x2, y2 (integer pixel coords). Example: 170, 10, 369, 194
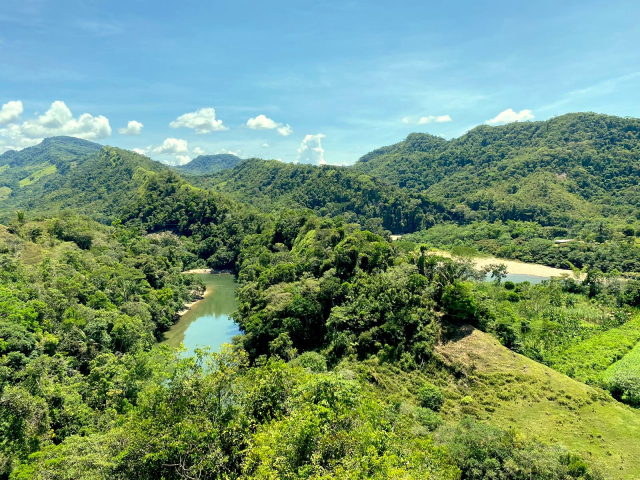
0, 137, 102, 206
174, 153, 243, 175
0, 140, 169, 223
3, 115, 640, 478
197, 158, 452, 234
354, 113, 640, 226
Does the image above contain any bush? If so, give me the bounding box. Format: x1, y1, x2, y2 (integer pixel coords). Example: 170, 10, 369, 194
506, 291, 520, 302
504, 281, 515, 290
417, 383, 444, 411
416, 407, 443, 431
607, 371, 640, 407
291, 351, 327, 373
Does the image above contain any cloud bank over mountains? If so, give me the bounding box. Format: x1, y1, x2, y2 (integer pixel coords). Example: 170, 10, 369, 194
0, 99, 536, 165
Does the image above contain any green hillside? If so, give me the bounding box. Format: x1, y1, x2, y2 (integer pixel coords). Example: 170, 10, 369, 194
3, 115, 640, 478
198, 158, 452, 234
354, 113, 640, 226
0, 141, 170, 223
174, 153, 243, 175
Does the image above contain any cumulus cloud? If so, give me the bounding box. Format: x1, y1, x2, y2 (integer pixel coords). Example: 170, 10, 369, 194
132, 148, 148, 155
417, 115, 452, 124
0, 100, 111, 150
402, 116, 411, 124
262, 143, 270, 147
0, 100, 23, 125
218, 148, 242, 156
486, 108, 534, 125
175, 155, 191, 165
118, 120, 143, 135
170, 108, 227, 133
277, 124, 293, 136
247, 114, 293, 136
296, 134, 326, 165
192, 147, 205, 155
152, 137, 188, 155
247, 115, 278, 130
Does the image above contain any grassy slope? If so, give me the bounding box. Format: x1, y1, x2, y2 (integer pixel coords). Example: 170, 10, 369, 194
604, 340, 640, 379
436, 327, 640, 479
547, 316, 640, 384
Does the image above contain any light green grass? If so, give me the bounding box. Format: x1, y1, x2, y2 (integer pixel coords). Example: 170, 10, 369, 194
546, 316, 640, 384
604, 341, 640, 379
436, 327, 640, 479
19, 163, 57, 187
0, 186, 11, 201
0, 164, 9, 174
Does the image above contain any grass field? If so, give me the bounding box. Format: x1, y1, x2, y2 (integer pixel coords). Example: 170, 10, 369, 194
435, 327, 640, 480
605, 341, 640, 379
19, 163, 57, 187
0, 186, 11, 201
545, 316, 640, 384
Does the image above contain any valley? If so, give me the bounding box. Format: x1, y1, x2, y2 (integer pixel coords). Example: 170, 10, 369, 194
2, 115, 640, 479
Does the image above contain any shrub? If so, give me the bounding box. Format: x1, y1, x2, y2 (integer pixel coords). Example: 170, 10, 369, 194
460, 395, 474, 406
416, 407, 443, 431
506, 291, 520, 302
504, 281, 515, 290
607, 371, 640, 407
417, 383, 444, 411
291, 351, 327, 373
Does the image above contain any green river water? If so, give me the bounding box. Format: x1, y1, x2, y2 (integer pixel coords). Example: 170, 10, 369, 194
163, 273, 240, 354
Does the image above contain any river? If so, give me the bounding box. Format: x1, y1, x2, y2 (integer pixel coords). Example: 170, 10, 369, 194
163, 273, 240, 354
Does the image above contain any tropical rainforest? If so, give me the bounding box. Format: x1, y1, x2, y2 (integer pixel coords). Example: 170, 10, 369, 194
1, 112, 640, 479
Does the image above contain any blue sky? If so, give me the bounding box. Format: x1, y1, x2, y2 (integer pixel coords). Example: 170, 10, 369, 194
1, 0, 639, 165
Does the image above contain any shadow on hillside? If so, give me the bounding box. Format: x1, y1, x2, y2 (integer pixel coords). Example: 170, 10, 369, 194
439, 321, 475, 345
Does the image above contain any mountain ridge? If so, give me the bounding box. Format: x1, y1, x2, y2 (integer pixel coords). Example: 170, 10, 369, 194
174, 153, 243, 175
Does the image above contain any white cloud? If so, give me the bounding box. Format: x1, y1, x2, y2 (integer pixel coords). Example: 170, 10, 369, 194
277, 124, 293, 136
118, 120, 143, 135
262, 143, 270, 147
0, 100, 23, 125
247, 114, 278, 130
418, 115, 452, 124
152, 137, 188, 155
218, 148, 242, 156
0, 100, 111, 150
175, 155, 191, 165
170, 108, 228, 133
296, 134, 326, 165
486, 108, 534, 125
247, 114, 293, 136
402, 116, 411, 124
132, 148, 147, 155
192, 147, 205, 155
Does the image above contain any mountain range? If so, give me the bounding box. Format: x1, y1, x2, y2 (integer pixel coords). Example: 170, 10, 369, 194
2, 112, 640, 229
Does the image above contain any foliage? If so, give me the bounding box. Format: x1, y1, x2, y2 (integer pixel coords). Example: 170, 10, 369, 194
405, 220, 640, 274
435, 419, 603, 480
417, 383, 444, 411
198, 158, 452, 234
603, 341, 640, 406
174, 153, 243, 175
0, 139, 167, 223
0, 214, 205, 476
355, 113, 640, 226
233, 216, 481, 366
120, 170, 265, 270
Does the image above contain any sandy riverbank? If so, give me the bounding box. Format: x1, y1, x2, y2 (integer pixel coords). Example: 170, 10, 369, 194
176, 270, 235, 316
182, 268, 233, 274
177, 288, 213, 316
433, 250, 576, 278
